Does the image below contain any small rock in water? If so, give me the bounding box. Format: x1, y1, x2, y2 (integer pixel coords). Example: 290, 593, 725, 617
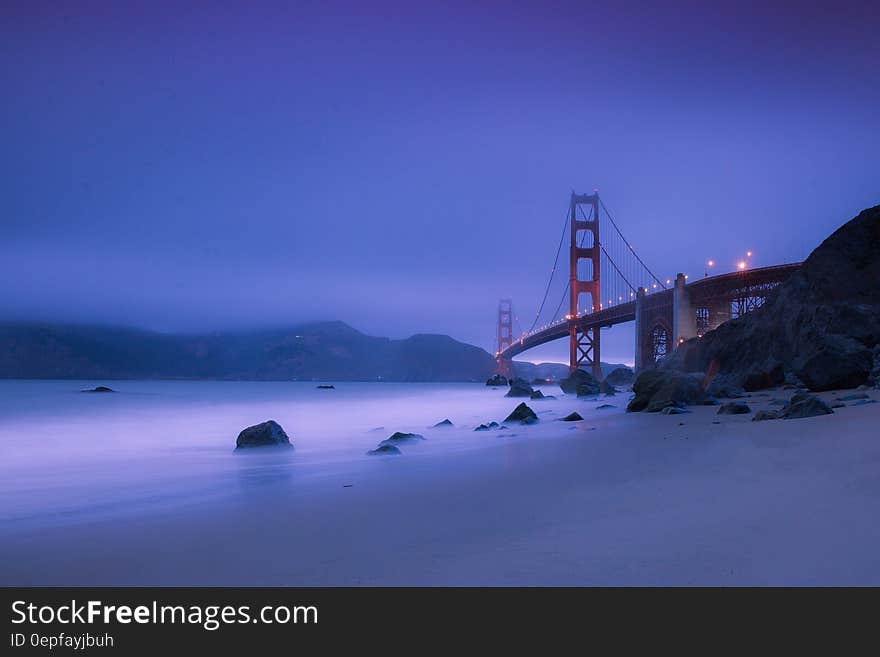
717, 402, 751, 415
660, 406, 690, 415
596, 403, 616, 410
560, 412, 584, 422
433, 419, 454, 427
504, 402, 538, 424
83, 386, 114, 393
506, 378, 536, 398
530, 389, 546, 400
380, 431, 425, 446
367, 444, 401, 456
235, 420, 292, 449
485, 374, 508, 387
316, 384, 335, 389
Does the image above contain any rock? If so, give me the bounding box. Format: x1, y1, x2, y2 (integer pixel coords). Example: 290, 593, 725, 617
705, 375, 745, 399
433, 419, 454, 427
701, 397, 720, 405
768, 398, 788, 406
485, 374, 509, 387
506, 378, 535, 398
752, 410, 781, 421
235, 420, 292, 449
627, 369, 705, 412
837, 393, 869, 401
560, 412, 584, 421
367, 444, 401, 456
831, 402, 846, 409
604, 367, 635, 387
380, 431, 425, 446
660, 406, 690, 415
659, 205, 880, 392
596, 403, 616, 409
530, 389, 546, 400
504, 402, 538, 424
83, 386, 114, 393
717, 402, 751, 415
599, 379, 617, 395
474, 421, 500, 431
779, 393, 833, 419
559, 369, 600, 397
316, 384, 335, 389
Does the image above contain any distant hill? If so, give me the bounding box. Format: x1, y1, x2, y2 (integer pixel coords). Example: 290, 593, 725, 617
0, 321, 497, 382
512, 360, 632, 381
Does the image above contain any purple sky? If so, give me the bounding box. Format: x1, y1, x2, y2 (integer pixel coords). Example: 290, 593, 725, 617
2, 1, 879, 363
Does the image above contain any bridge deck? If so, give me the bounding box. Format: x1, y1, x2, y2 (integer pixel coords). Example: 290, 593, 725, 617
498, 262, 801, 361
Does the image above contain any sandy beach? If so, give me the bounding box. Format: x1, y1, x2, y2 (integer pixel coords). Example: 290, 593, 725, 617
2, 384, 878, 586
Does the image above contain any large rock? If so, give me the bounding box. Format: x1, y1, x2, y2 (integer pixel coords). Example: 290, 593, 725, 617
559, 369, 600, 397
661, 205, 880, 391
717, 402, 751, 415
604, 367, 635, 387
506, 377, 535, 398
780, 392, 834, 419
486, 374, 508, 387
626, 369, 705, 412
504, 402, 538, 424
599, 379, 617, 395
235, 420, 292, 449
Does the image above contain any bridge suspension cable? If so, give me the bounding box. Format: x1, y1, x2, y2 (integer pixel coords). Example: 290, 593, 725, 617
599, 198, 667, 290
526, 206, 570, 333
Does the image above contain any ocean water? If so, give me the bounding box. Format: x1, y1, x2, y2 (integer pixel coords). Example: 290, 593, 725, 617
0, 380, 619, 531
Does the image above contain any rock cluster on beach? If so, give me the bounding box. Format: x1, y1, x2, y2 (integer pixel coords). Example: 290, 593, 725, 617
235, 420, 293, 449
604, 367, 634, 387
751, 392, 833, 421
485, 374, 508, 386
506, 377, 536, 398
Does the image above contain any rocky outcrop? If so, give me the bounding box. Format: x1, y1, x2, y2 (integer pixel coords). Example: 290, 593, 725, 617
235, 420, 292, 449
559, 369, 600, 397
504, 402, 538, 424
506, 378, 535, 398
604, 367, 634, 387
486, 374, 508, 387
626, 369, 705, 412
660, 205, 880, 392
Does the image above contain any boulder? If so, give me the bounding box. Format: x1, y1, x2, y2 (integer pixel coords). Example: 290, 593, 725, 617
433, 419, 454, 427
505, 378, 535, 398
559, 369, 600, 397
486, 374, 509, 387
659, 205, 880, 392
367, 444, 401, 456
604, 367, 635, 387
599, 379, 617, 395
717, 402, 751, 415
560, 412, 584, 422
235, 420, 292, 449
626, 369, 705, 412
504, 402, 538, 424
779, 393, 833, 419
530, 389, 546, 400
752, 410, 781, 421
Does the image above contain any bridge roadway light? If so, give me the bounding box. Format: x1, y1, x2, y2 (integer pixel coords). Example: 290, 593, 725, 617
738, 261, 747, 271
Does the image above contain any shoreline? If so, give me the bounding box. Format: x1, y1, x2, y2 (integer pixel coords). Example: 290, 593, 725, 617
1, 384, 878, 586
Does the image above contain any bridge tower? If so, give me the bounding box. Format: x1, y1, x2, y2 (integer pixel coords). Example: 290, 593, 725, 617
495, 298, 514, 377
568, 192, 602, 378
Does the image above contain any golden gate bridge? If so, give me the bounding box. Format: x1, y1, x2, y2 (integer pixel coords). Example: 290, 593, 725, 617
495, 191, 801, 377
